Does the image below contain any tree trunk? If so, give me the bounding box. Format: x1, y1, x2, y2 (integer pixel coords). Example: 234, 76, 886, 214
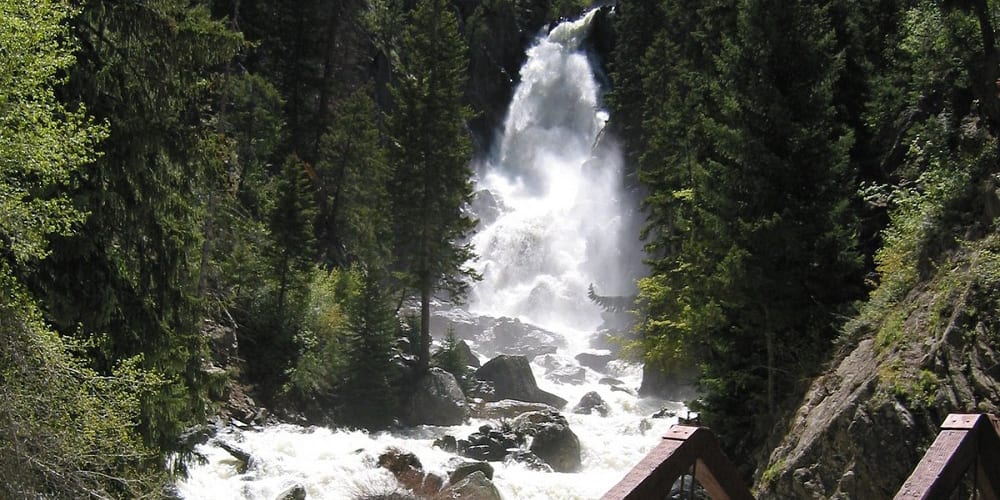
419, 280, 431, 374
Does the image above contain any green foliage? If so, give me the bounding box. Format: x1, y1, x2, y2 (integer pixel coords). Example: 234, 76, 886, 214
0, 1, 161, 494
285, 267, 401, 429
630, 0, 863, 464
315, 89, 393, 268
338, 269, 401, 430
284, 267, 356, 408
0, 0, 105, 269
434, 328, 471, 392
0, 270, 164, 498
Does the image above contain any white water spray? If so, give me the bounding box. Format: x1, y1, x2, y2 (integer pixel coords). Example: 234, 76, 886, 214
470, 10, 641, 337
178, 11, 678, 500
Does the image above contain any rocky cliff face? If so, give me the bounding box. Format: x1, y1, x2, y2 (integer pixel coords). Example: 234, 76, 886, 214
756, 234, 1000, 498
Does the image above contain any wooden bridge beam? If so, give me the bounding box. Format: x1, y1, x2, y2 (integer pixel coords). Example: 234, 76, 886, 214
895, 414, 1000, 500
602, 425, 753, 500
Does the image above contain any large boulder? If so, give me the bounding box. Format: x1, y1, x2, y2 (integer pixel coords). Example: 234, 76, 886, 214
469, 399, 558, 420
511, 410, 582, 472
575, 352, 613, 371
440, 471, 501, 500
474, 355, 567, 408
402, 367, 468, 426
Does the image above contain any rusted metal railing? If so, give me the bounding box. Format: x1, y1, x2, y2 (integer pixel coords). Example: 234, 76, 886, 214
601, 425, 754, 500
895, 413, 1000, 499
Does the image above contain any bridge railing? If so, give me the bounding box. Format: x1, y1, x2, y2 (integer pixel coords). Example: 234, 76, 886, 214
894, 413, 1000, 499
600, 425, 754, 500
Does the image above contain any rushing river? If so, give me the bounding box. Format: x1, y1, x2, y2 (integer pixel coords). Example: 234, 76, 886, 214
178, 10, 683, 499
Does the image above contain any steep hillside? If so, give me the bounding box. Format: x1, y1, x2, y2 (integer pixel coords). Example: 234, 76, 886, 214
756, 230, 1000, 497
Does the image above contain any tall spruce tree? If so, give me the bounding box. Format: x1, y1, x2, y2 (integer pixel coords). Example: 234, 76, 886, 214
337, 269, 399, 430
315, 88, 393, 268
389, 0, 478, 373
696, 0, 860, 458
36, 0, 244, 455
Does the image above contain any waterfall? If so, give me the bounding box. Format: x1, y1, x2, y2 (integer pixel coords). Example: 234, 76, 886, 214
177, 11, 681, 500
469, 9, 641, 337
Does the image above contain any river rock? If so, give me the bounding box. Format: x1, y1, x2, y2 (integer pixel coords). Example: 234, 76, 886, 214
275, 483, 306, 500
433, 435, 457, 453
441, 471, 501, 500
575, 352, 613, 371
402, 367, 468, 426
504, 450, 554, 472
547, 366, 587, 384
572, 391, 609, 417
377, 448, 443, 497
459, 424, 523, 461
469, 399, 558, 420
474, 355, 567, 408
449, 460, 495, 482
511, 410, 582, 472
472, 189, 505, 228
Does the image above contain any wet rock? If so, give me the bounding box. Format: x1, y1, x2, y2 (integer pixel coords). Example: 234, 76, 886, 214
430, 311, 566, 360
433, 435, 457, 453
599, 377, 624, 386
610, 385, 636, 396
547, 366, 587, 384
449, 461, 495, 483
474, 355, 567, 408
377, 448, 443, 497
216, 440, 254, 474
440, 471, 501, 500
469, 399, 558, 420
575, 352, 613, 371
472, 189, 505, 228
275, 483, 306, 500
377, 448, 422, 474
402, 367, 468, 426
504, 450, 554, 472
511, 410, 582, 472
573, 391, 610, 417
652, 408, 678, 419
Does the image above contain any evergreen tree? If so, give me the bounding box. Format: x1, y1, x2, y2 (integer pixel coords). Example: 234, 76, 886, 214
36, 0, 244, 455
338, 270, 400, 430
0, 1, 161, 494
697, 0, 860, 458
315, 88, 393, 268
389, 0, 478, 373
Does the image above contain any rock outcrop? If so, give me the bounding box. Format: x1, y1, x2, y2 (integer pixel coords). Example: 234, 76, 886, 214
401, 367, 468, 426
756, 240, 1000, 498
474, 355, 567, 408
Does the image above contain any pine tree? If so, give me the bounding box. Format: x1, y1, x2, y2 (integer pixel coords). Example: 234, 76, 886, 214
692, 0, 861, 458
315, 88, 393, 269
35, 0, 245, 455
338, 269, 400, 430
389, 0, 478, 373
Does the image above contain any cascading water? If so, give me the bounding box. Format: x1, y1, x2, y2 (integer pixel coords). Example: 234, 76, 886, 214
178, 11, 683, 500
469, 9, 640, 337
